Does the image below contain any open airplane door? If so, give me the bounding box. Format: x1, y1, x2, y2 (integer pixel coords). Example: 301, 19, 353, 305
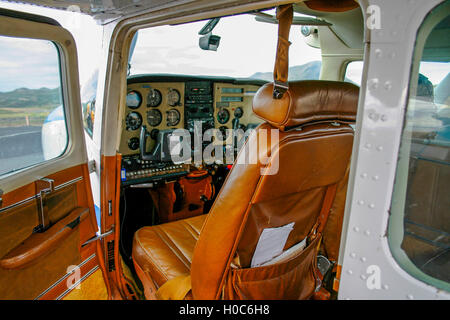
0, 9, 110, 299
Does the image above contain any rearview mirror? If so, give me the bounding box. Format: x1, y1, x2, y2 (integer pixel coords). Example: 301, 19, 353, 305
199, 33, 221, 51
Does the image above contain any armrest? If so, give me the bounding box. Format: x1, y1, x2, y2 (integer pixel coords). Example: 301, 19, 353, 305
0, 207, 89, 270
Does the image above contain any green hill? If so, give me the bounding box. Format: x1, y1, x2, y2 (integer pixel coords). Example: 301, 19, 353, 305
0, 87, 61, 109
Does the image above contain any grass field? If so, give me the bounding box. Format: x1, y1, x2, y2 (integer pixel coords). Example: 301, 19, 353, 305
0, 105, 56, 127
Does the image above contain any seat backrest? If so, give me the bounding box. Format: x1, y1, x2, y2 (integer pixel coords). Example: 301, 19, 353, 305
190, 80, 359, 299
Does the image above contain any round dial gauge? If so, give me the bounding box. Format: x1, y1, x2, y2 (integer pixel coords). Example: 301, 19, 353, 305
234, 107, 243, 119
125, 112, 142, 131
126, 91, 142, 109
167, 88, 181, 106
147, 109, 162, 126
127, 137, 140, 150
147, 89, 162, 107
217, 108, 230, 124
166, 109, 180, 127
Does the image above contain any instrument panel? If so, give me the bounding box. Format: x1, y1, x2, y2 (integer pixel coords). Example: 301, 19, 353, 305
213, 83, 262, 144
118, 76, 265, 155
119, 82, 185, 153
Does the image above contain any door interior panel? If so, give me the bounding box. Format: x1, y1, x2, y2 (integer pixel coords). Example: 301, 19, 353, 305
0, 164, 103, 299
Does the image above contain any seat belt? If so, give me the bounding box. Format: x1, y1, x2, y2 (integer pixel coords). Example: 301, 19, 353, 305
273, 4, 293, 99
156, 274, 191, 300
309, 183, 338, 242
309, 183, 338, 299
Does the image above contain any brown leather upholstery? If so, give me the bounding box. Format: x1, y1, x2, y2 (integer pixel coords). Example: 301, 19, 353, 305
304, 0, 359, 12
132, 80, 359, 300
132, 215, 205, 288
253, 81, 358, 130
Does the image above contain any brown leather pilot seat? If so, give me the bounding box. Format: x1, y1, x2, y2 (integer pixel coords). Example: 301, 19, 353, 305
132, 214, 206, 299
132, 80, 359, 300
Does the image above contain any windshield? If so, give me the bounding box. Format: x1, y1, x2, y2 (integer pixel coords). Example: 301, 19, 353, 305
129, 11, 321, 80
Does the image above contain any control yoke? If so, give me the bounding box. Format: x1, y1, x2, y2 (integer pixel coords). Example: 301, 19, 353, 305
140, 126, 185, 162
140, 126, 165, 161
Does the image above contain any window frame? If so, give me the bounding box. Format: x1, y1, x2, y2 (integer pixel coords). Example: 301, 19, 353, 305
387, 0, 450, 292
0, 37, 69, 178
0, 12, 87, 196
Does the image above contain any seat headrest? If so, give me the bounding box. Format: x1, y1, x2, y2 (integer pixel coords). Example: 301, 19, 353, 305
253, 80, 359, 131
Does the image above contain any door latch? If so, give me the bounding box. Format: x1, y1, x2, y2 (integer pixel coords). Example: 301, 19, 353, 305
88, 160, 96, 173
82, 225, 115, 247
34, 178, 55, 232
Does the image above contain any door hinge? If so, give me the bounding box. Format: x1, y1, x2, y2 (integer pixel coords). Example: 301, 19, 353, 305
88, 160, 96, 173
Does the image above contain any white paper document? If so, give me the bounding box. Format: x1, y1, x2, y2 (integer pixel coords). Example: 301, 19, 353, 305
250, 222, 295, 268
261, 237, 307, 266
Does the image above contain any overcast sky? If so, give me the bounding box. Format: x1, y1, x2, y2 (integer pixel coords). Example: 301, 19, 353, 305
0, 2, 447, 93
130, 13, 321, 78
0, 36, 62, 91
0, 1, 102, 92
0, 2, 322, 92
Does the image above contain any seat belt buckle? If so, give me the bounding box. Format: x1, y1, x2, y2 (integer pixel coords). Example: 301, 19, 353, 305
315, 255, 333, 292
273, 80, 288, 99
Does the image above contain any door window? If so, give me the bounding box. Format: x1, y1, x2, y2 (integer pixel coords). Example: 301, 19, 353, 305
388, 2, 449, 290
0, 36, 67, 176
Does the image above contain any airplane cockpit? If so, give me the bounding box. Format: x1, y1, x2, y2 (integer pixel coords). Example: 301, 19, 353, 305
114, 3, 365, 299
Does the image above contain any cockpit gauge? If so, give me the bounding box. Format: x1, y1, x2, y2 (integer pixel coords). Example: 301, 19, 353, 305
125, 112, 143, 131
234, 107, 243, 118
126, 91, 142, 109
127, 137, 140, 150
147, 109, 162, 126
217, 108, 230, 124
167, 88, 181, 106
166, 109, 181, 126
147, 89, 162, 107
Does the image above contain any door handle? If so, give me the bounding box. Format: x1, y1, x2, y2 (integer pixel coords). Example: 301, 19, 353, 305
0, 207, 88, 269
35, 178, 55, 232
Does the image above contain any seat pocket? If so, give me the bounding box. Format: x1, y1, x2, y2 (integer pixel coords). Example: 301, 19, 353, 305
223, 236, 320, 300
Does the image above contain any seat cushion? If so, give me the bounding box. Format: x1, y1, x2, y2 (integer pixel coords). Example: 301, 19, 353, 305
132, 214, 206, 289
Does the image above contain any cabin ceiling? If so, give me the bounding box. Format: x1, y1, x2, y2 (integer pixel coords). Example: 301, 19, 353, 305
3, 0, 364, 48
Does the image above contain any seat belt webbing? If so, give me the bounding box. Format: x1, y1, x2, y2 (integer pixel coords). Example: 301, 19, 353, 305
309, 183, 338, 242
273, 4, 293, 99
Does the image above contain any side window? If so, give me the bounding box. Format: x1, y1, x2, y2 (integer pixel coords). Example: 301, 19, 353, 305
344, 60, 363, 86
389, 3, 449, 290
0, 36, 67, 176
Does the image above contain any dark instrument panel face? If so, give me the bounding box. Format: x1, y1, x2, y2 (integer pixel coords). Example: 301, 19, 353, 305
147, 89, 162, 107
147, 109, 162, 126
126, 91, 142, 109
125, 111, 142, 131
